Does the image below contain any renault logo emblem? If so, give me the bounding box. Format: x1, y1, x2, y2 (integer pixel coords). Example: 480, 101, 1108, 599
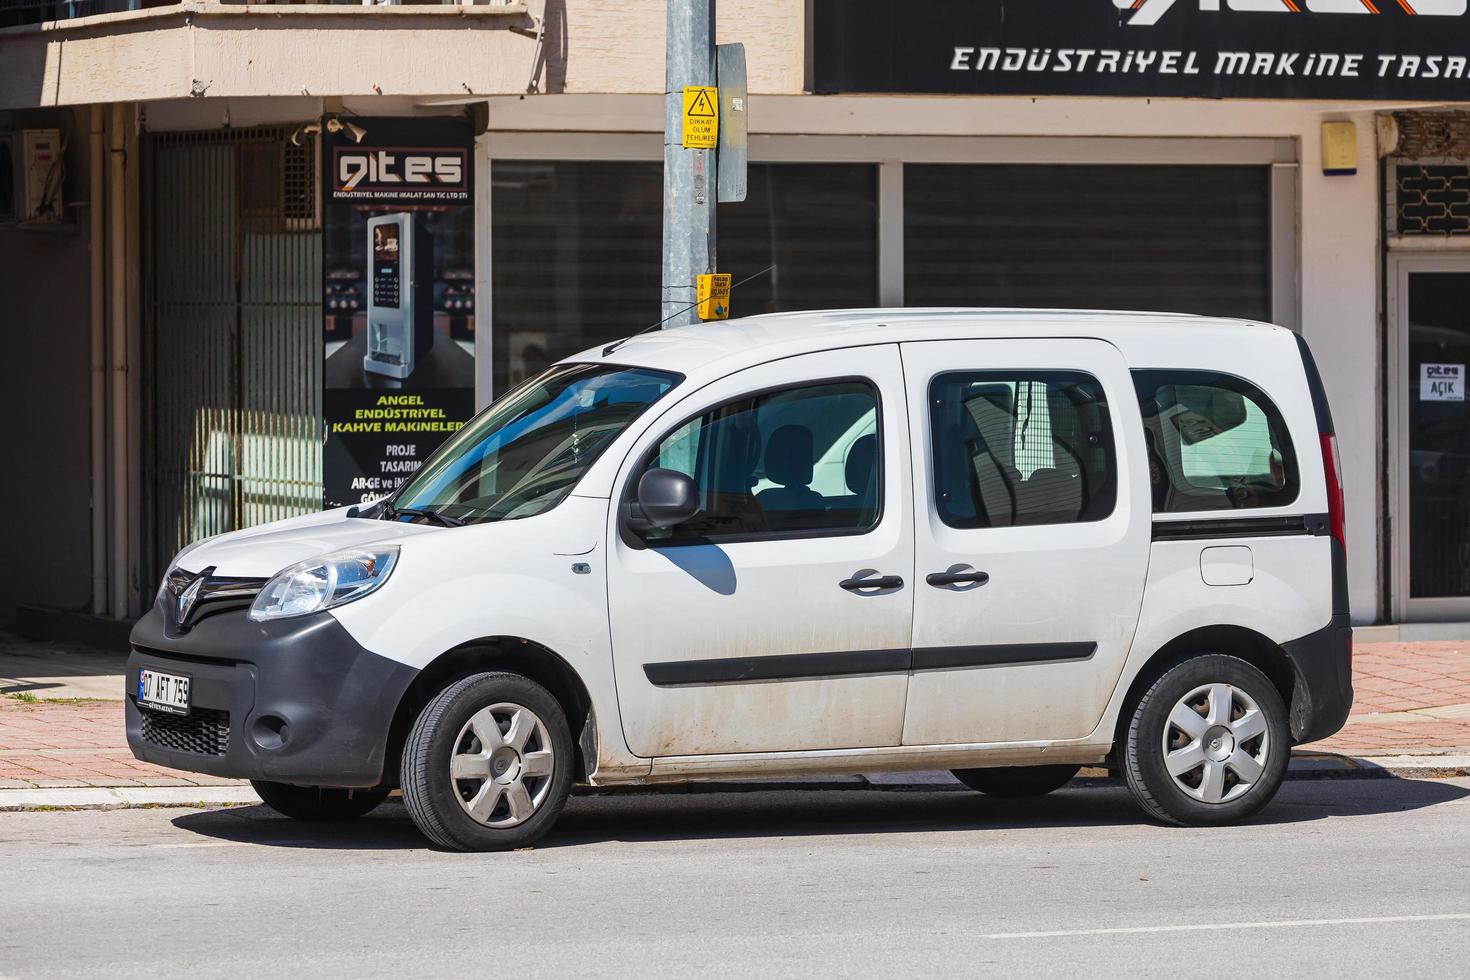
174, 570, 210, 629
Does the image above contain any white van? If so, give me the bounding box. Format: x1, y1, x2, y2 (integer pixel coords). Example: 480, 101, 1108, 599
128, 310, 1352, 851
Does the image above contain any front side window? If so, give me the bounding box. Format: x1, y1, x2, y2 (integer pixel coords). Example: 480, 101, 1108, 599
1133, 370, 1299, 512
643, 381, 881, 543
931, 371, 1117, 529
394, 363, 679, 523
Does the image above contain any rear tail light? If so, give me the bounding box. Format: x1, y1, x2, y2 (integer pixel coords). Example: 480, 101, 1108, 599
1320, 431, 1346, 550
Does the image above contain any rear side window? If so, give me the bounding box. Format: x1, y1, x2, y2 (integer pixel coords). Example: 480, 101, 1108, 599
1133, 370, 1299, 513
930, 371, 1117, 528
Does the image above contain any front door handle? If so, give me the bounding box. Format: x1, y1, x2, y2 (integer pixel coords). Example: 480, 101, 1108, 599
840, 575, 905, 592
925, 570, 990, 588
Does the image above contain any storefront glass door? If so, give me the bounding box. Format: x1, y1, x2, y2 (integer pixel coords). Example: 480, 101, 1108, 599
1394, 257, 1470, 619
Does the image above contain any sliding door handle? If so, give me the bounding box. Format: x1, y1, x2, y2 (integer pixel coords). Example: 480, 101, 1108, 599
925, 570, 990, 588
840, 575, 905, 592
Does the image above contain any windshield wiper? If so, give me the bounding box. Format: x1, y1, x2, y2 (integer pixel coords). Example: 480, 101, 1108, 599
382, 503, 466, 528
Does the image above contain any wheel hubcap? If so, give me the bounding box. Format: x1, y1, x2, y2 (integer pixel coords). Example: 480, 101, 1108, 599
450, 702, 555, 829
1162, 683, 1269, 805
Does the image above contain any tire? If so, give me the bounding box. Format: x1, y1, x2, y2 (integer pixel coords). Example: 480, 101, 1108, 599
250, 780, 389, 821
1122, 654, 1290, 827
400, 672, 574, 852
951, 764, 1081, 798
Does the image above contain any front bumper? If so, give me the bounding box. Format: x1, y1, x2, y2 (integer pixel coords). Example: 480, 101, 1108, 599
126, 605, 417, 788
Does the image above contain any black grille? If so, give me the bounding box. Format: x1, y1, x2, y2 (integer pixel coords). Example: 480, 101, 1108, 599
164, 567, 267, 630
139, 705, 230, 756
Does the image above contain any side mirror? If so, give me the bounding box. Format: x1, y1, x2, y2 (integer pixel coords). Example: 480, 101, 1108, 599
630, 468, 699, 531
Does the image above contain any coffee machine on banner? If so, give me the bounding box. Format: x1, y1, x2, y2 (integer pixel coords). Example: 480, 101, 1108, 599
364, 212, 434, 380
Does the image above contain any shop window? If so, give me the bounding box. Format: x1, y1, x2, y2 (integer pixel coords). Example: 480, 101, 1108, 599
490, 161, 878, 395
1133, 370, 1299, 513
930, 371, 1117, 529
903, 164, 1271, 321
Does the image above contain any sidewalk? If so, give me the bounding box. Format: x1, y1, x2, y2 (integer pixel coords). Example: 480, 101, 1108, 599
0, 700, 240, 790
1311, 641, 1470, 755
3, 632, 1470, 803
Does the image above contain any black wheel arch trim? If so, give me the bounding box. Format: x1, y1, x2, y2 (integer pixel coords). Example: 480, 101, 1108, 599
1111, 618, 1353, 754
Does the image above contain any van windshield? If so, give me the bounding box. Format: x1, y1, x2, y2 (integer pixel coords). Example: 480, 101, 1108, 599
389, 363, 681, 524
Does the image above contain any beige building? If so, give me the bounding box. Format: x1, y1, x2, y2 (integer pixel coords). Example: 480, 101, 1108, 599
2, 0, 1468, 636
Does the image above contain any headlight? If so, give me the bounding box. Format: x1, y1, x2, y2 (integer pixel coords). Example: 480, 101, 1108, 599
249, 547, 400, 622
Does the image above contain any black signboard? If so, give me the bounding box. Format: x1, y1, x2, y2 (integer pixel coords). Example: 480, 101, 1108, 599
811, 0, 1470, 101
321, 116, 477, 508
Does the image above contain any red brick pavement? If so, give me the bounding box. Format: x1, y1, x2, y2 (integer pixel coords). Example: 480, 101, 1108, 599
3, 640, 1470, 789
0, 700, 239, 790
1309, 641, 1470, 755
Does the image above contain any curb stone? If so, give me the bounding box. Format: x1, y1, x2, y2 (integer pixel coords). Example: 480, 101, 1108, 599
0, 785, 261, 811
3, 753, 1467, 812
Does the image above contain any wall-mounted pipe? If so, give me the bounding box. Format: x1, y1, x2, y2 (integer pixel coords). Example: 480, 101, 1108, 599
89, 106, 108, 617
109, 103, 129, 620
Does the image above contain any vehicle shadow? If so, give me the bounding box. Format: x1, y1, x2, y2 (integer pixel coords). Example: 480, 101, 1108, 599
169, 775, 1470, 851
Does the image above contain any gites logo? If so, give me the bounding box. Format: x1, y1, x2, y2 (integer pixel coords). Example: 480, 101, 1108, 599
334, 149, 467, 193
1118, 0, 1467, 27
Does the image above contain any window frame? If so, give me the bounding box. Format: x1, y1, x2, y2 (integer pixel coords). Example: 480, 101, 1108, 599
619, 375, 887, 549
1132, 368, 1301, 515
927, 368, 1120, 531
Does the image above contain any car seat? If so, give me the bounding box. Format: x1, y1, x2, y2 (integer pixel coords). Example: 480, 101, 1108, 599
756, 425, 825, 526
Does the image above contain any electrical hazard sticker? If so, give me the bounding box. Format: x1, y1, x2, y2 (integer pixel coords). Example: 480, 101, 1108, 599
682, 86, 719, 149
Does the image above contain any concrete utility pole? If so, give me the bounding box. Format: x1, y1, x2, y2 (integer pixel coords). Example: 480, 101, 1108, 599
661, 0, 717, 327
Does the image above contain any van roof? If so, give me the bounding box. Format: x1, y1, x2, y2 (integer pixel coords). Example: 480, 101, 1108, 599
571, 308, 1287, 378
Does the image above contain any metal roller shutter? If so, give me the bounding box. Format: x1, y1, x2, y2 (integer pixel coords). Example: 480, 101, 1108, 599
904, 164, 1271, 321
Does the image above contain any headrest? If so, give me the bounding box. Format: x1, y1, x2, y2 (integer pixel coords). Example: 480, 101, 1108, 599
845, 434, 877, 496
763, 425, 814, 487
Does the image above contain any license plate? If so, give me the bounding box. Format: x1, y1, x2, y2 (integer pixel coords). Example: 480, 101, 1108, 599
137, 669, 191, 715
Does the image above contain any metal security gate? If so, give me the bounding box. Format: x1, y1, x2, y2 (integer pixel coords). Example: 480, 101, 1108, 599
147, 127, 322, 577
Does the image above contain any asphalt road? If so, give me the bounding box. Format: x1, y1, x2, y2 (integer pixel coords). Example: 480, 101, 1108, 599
4, 777, 1470, 978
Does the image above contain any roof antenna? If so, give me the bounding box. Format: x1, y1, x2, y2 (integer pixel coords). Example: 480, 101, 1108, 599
603, 265, 776, 358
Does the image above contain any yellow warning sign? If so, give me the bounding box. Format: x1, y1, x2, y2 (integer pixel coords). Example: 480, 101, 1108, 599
697, 273, 732, 321
682, 86, 719, 149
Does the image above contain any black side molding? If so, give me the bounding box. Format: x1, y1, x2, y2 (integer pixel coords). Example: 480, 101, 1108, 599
911, 643, 1096, 671
643, 648, 911, 687
643, 642, 1098, 687
1152, 513, 1331, 542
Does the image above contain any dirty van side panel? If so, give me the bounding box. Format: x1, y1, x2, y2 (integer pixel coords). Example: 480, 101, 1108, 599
900, 337, 1153, 745
605, 345, 917, 758
1093, 326, 1335, 742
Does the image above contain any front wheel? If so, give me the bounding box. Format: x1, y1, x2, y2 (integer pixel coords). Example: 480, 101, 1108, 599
250, 781, 389, 821
400, 672, 574, 852
1122, 654, 1290, 826
951, 764, 1081, 797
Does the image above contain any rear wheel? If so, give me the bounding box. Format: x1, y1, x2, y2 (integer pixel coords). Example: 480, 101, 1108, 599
950, 764, 1081, 798
400, 672, 574, 852
1122, 654, 1290, 826
250, 781, 389, 821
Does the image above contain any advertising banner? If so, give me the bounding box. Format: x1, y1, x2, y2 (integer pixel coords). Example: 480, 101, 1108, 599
321, 116, 477, 508
811, 0, 1470, 101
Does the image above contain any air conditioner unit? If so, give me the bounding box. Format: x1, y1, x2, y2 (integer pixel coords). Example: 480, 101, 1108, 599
0, 129, 64, 224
